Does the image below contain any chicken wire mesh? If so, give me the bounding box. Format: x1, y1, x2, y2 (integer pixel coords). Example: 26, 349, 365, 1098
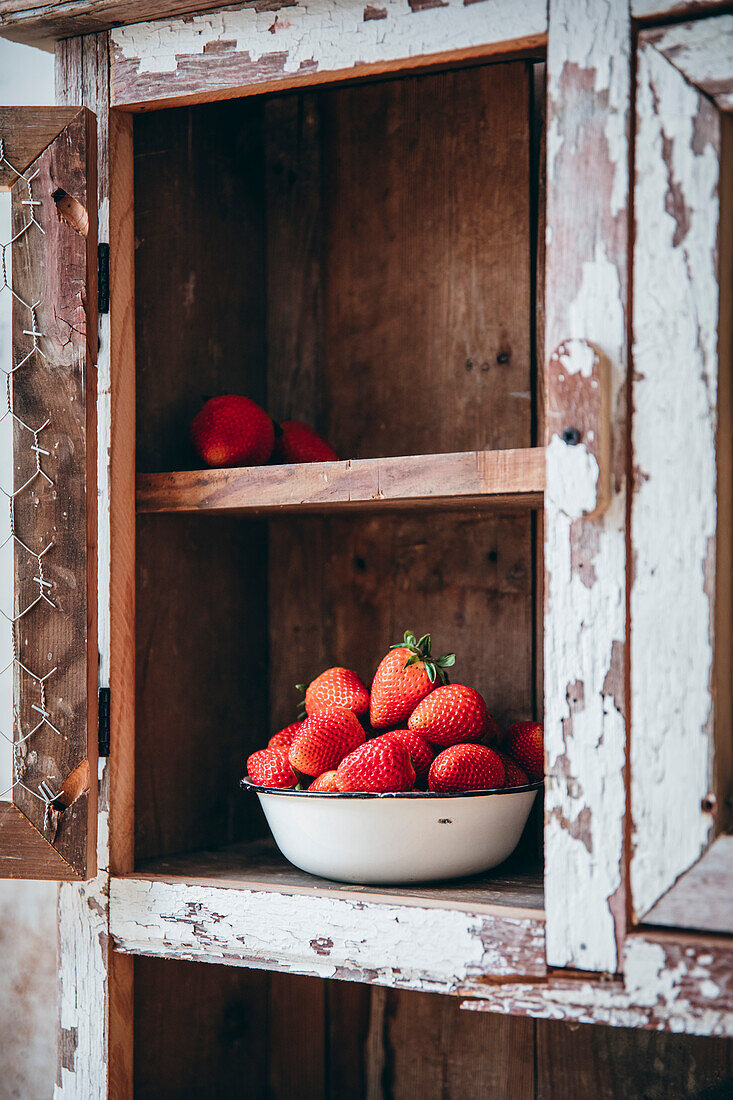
0, 134, 62, 822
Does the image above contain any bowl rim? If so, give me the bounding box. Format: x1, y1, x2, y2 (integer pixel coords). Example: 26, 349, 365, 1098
240, 776, 544, 799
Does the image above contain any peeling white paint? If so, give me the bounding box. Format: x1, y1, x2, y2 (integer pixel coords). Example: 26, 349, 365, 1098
111, 0, 547, 102
109, 878, 546, 993
643, 15, 733, 112
630, 42, 720, 920
543, 0, 630, 975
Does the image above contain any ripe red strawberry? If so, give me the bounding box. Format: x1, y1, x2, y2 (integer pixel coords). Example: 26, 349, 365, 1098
308, 770, 339, 792
268, 721, 304, 751
247, 747, 297, 789
300, 667, 369, 718
373, 729, 434, 788
496, 750, 529, 788
408, 684, 488, 747
481, 712, 503, 746
370, 630, 455, 729
272, 420, 338, 464
289, 707, 365, 777
335, 738, 415, 793
429, 744, 505, 793
505, 721, 544, 782
190, 395, 274, 468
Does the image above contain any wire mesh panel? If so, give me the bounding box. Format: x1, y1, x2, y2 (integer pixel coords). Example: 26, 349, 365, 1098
0, 107, 97, 879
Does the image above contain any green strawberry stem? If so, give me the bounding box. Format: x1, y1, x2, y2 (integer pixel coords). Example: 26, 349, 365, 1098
391, 628, 456, 685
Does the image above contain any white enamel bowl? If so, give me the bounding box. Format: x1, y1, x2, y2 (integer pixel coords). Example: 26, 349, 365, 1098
241, 779, 541, 885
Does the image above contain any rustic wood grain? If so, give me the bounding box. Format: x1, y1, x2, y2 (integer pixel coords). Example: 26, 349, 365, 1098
642, 16, 733, 111
136, 449, 545, 515
633, 0, 733, 17
642, 835, 733, 935
0, 802, 76, 877
131, 836, 545, 914
269, 972, 327, 1098
4, 107, 98, 879
110, 873, 547, 991
631, 35, 722, 922
108, 3, 546, 112
134, 956, 269, 1100
0, 107, 79, 185
321, 65, 532, 460
543, 0, 631, 975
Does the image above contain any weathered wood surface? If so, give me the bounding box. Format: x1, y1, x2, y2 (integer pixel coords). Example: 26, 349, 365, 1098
633, 0, 733, 17
642, 17, 733, 112
462, 932, 733, 1037
630, 37, 722, 922
643, 836, 733, 935
133, 837, 545, 914
543, 0, 630, 974
136, 449, 545, 514
110, 875, 547, 991
109, 0, 547, 110
0, 108, 78, 186
0, 803, 76, 877
3, 105, 98, 879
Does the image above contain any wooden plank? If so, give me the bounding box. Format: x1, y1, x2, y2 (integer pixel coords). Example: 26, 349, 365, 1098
643, 836, 733, 934
136, 449, 545, 515
134, 957, 269, 1100
543, 0, 631, 974
536, 1014, 733, 1099
269, 973, 326, 1099
321, 65, 532, 461
630, 38, 721, 921
130, 837, 545, 916
0, 802, 78, 878
109, 875, 547, 991
461, 932, 733, 1036
641, 18, 733, 113
1, 0, 548, 52
0, 107, 79, 185
107, 2, 547, 111
7, 106, 98, 879
368, 986, 536, 1099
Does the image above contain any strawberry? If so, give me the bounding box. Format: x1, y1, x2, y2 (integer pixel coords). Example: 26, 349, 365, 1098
289, 707, 365, 777
481, 712, 503, 746
308, 770, 339, 792
429, 744, 505, 793
335, 738, 415, 793
369, 630, 455, 729
299, 667, 369, 718
373, 729, 434, 788
190, 395, 274, 468
272, 420, 338, 464
247, 747, 297, 789
408, 684, 488, 747
505, 721, 544, 782
496, 750, 529, 788
268, 721, 304, 751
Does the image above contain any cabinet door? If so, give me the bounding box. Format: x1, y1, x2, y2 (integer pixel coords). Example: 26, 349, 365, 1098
630, 18, 733, 924
0, 107, 97, 879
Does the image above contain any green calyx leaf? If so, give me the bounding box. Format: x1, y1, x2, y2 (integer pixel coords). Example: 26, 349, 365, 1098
436, 654, 456, 668
295, 683, 306, 693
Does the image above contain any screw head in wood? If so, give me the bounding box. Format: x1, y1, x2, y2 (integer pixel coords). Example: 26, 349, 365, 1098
562, 427, 581, 446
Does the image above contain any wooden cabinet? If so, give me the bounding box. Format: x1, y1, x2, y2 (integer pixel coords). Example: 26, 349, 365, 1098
1, 1, 731, 1095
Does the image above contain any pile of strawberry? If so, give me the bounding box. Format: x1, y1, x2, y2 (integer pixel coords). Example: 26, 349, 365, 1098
247, 631, 544, 795
190, 394, 338, 468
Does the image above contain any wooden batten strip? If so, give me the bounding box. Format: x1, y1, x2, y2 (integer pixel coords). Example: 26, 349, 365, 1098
136, 448, 545, 515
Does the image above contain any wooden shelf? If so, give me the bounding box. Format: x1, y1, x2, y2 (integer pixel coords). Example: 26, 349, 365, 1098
136, 447, 545, 516
109, 840, 546, 994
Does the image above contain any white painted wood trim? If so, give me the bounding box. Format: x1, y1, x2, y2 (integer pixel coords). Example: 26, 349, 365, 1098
109, 877, 546, 993
640, 16, 733, 113
543, 0, 631, 974
630, 39, 720, 921
461, 934, 733, 1036
109, 0, 547, 108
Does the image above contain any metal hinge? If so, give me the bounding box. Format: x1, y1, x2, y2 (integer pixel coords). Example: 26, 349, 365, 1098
98, 686, 111, 756
98, 243, 110, 314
